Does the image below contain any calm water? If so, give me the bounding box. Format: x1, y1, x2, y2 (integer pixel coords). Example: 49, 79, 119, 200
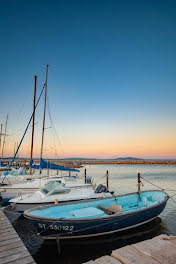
2, 164, 176, 264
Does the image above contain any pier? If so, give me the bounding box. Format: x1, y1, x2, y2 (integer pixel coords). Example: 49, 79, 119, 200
84, 234, 176, 264
0, 208, 36, 264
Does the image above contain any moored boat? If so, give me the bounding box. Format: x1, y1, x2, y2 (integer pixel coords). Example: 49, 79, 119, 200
10, 182, 112, 212
24, 190, 169, 239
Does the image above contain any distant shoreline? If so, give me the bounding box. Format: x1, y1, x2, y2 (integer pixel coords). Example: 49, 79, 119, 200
2, 159, 176, 168
60, 160, 176, 166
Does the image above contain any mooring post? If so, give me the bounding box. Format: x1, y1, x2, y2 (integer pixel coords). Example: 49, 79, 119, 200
57, 170, 58, 175
84, 168, 87, 183
106, 170, 109, 190
69, 171, 71, 177
138, 172, 141, 195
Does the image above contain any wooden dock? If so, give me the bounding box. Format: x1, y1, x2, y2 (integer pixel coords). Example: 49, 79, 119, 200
84, 234, 176, 264
0, 208, 36, 264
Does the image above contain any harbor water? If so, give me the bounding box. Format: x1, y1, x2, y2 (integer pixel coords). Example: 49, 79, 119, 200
1, 164, 176, 264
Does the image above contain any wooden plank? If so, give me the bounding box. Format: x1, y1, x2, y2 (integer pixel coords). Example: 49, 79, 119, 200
133, 234, 176, 264
0, 227, 14, 234
0, 224, 12, 230
6, 255, 35, 264
0, 241, 24, 252
83, 256, 121, 264
0, 209, 36, 263
0, 245, 27, 258
94, 256, 122, 263
0, 251, 31, 264
0, 237, 21, 247
0, 230, 17, 238
111, 245, 160, 264
0, 233, 18, 242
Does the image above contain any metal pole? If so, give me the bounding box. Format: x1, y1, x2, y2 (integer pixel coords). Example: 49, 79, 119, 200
84, 168, 87, 183
40, 65, 49, 174
1, 114, 8, 158
30, 75, 37, 174
0, 124, 3, 156
106, 170, 109, 190
138, 172, 141, 194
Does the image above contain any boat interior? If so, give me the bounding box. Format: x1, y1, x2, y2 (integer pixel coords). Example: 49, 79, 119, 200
28, 191, 167, 219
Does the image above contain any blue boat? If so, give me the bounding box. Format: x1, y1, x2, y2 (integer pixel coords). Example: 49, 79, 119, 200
24, 190, 169, 239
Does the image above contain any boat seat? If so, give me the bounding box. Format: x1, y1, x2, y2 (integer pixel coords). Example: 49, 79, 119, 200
98, 203, 122, 215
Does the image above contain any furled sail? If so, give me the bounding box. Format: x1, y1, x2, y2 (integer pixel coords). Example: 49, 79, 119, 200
40, 158, 79, 172
30, 159, 40, 169
30, 158, 79, 172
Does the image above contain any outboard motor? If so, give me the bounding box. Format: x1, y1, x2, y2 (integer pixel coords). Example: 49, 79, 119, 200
95, 184, 109, 193
85, 176, 92, 184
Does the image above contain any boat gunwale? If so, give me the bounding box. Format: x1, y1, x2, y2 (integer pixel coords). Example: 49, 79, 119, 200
24, 190, 169, 222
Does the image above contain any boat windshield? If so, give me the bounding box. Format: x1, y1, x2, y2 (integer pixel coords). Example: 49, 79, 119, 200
41, 180, 63, 195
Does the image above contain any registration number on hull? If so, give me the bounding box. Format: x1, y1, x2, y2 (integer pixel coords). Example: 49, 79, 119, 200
38, 223, 74, 231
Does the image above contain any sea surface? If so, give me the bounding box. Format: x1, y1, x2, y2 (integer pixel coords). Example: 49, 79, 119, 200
1, 164, 176, 264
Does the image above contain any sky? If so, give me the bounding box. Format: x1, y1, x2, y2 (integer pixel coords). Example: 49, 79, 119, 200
0, 0, 176, 159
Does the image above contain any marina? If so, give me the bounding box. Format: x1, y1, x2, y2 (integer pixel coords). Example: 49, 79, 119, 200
0, 163, 176, 263
1, 0, 176, 263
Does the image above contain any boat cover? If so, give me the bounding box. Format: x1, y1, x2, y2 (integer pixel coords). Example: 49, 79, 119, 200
30, 158, 79, 172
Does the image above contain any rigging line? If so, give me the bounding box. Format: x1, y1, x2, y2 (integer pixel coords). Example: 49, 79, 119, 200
140, 176, 176, 192
0, 84, 45, 185
169, 196, 176, 204
46, 97, 65, 159
94, 175, 107, 183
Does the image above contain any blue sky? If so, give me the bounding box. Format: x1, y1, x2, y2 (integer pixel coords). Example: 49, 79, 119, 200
0, 0, 176, 158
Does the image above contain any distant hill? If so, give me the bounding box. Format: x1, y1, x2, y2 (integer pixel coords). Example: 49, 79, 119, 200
61, 158, 97, 161
114, 157, 144, 161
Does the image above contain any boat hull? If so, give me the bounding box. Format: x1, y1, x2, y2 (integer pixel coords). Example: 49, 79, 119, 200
25, 196, 168, 239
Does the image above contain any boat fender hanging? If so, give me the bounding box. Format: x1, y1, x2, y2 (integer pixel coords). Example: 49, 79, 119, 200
54, 199, 58, 205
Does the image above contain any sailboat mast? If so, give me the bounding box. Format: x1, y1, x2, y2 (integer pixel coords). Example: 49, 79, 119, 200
0, 124, 3, 156
30, 75, 37, 174
40, 64, 49, 172
1, 114, 8, 158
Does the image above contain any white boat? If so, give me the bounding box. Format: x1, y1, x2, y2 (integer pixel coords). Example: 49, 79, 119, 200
0, 175, 90, 202
10, 182, 113, 213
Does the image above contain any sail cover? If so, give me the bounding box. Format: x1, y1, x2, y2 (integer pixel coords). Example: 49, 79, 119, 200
40, 158, 79, 172
30, 160, 40, 169
30, 158, 79, 172
0, 161, 6, 167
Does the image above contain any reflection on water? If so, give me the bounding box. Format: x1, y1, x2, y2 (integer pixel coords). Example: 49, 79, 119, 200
1, 164, 176, 264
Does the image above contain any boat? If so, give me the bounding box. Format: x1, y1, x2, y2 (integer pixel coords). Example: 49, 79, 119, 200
24, 190, 169, 239
9, 181, 113, 212
0, 176, 66, 202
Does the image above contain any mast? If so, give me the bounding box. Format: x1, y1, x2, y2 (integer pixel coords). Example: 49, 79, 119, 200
1, 114, 8, 159
40, 64, 49, 173
30, 75, 37, 174
0, 124, 3, 156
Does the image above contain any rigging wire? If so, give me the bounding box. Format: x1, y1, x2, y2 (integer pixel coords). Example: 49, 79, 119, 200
46, 97, 65, 159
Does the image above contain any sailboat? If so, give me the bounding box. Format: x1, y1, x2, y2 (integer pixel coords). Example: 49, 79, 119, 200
1, 65, 114, 206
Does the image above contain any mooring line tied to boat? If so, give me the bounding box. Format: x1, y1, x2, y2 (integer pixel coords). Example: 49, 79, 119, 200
1, 204, 23, 216
140, 176, 176, 206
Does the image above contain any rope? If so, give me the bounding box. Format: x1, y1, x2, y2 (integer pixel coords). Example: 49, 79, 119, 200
46, 97, 65, 159
140, 176, 176, 192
